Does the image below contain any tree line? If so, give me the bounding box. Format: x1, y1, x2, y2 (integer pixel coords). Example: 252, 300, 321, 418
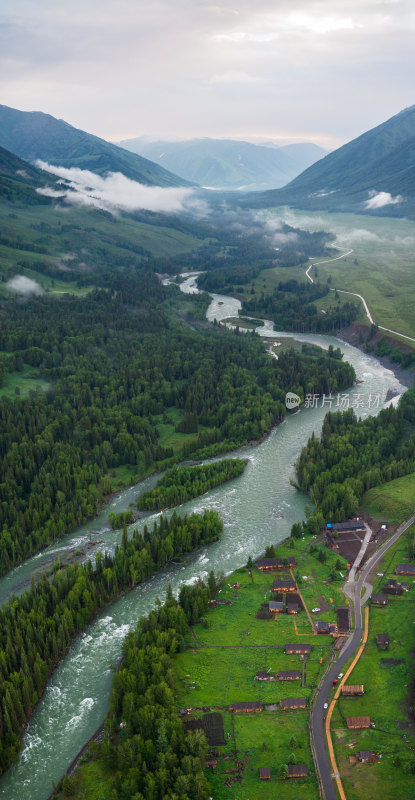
0, 509, 222, 775
296, 390, 415, 529
137, 459, 247, 511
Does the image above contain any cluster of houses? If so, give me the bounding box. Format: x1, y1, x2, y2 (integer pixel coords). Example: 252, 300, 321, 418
371, 564, 414, 607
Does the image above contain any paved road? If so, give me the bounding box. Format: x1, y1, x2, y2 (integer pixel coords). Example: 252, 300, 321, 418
311, 515, 415, 800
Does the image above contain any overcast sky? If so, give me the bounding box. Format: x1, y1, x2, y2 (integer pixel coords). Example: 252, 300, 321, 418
1, 0, 414, 148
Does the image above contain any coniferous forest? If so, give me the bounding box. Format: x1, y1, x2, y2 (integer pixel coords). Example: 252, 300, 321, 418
137, 459, 247, 510
0, 270, 356, 574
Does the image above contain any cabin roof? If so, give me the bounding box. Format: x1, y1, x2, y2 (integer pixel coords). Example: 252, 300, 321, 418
288, 764, 308, 777
280, 697, 306, 708
285, 644, 311, 652
272, 579, 297, 590
346, 716, 370, 728
342, 684, 364, 694
371, 593, 388, 603
277, 670, 301, 680
231, 701, 262, 711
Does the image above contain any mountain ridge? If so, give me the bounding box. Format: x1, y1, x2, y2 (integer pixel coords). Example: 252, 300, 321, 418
0, 105, 191, 188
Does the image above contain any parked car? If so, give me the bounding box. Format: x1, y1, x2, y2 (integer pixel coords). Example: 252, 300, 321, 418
324, 703, 328, 709
332, 679, 338, 685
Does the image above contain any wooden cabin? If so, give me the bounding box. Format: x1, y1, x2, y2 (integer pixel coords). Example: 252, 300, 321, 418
268, 601, 283, 613
280, 697, 306, 710
395, 564, 415, 575
285, 644, 311, 655
371, 593, 388, 606
376, 634, 390, 649
230, 701, 262, 713
288, 764, 308, 778
342, 684, 364, 697
346, 716, 370, 730
315, 620, 331, 634
258, 768, 271, 780
254, 671, 276, 681
257, 557, 296, 570
357, 751, 375, 763
277, 670, 301, 681
286, 601, 299, 615
272, 579, 297, 593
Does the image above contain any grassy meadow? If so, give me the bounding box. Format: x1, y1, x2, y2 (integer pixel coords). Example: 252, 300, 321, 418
0, 363, 50, 399
362, 473, 415, 523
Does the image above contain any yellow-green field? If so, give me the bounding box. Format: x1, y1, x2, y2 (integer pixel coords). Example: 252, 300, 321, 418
362, 473, 415, 523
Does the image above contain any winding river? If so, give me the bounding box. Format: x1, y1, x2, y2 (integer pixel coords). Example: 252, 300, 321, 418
0, 278, 406, 800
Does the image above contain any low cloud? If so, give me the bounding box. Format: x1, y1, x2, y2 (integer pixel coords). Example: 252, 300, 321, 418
365, 190, 403, 209
337, 228, 380, 243
35, 162, 199, 215
6, 275, 44, 296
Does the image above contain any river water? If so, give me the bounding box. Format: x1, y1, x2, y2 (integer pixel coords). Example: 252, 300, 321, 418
0, 279, 406, 800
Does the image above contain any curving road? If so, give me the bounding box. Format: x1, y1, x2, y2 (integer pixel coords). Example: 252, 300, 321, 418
306, 249, 415, 345
311, 515, 415, 800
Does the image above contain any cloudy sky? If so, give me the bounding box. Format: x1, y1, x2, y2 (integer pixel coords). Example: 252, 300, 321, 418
1, 0, 414, 148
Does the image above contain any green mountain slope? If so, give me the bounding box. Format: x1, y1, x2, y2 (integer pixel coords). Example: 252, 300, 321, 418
245, 105, 415, 217
0, 105, 191, 187
119, 136, 327, 190
0, 147, 209, 291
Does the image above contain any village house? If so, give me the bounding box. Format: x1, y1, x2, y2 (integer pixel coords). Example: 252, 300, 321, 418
254, 671, 277, 681
268, 601, 283, 613
395, 563, 415, 575
342, 684, 364, 697
280, 697, 306, 710
346, 716, 371, 730
285, 644, 311, 655
229, 701, 262, 713
327, 519, 366, 534
315, 620, 331, 634
286, 601, 300, 614
385, 578, 409, 595
258, 767, 271, 780
257, 557, 296, 570
376, 634, 390, 649
357, 751, 376, 763
271, 579, 297, 593
277, 670, 301, 681
371, 593, 388, 606
288, 764, 308, 778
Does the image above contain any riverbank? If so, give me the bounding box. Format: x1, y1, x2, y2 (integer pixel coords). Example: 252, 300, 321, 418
338, 323, 415, 388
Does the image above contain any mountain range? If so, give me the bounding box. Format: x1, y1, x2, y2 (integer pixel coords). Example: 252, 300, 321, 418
0, 105, 190, 188
118, 137, 327, 191
244, 104, 415, 217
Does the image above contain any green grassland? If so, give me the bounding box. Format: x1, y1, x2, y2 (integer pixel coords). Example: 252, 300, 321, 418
0, 201, 209, 293
265, 207, 415, 341
329, 531, 415, 800
0, 363, 49, 399
171, 534, 351, 798
362, 472, 415, 522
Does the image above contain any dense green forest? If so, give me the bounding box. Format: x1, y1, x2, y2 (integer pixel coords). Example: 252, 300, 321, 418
296, 389, 415, 528
0, 509, 222, 775
137, 459, 246, 511
54, 580, 214, 800
241, 279, 358, 333
0, 273, 355, 573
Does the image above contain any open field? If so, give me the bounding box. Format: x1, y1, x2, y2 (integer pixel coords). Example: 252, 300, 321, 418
328, 532, 415, 800
0, 363, 50, 399
362, 473, 415, 523
265, 207, 415, 341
